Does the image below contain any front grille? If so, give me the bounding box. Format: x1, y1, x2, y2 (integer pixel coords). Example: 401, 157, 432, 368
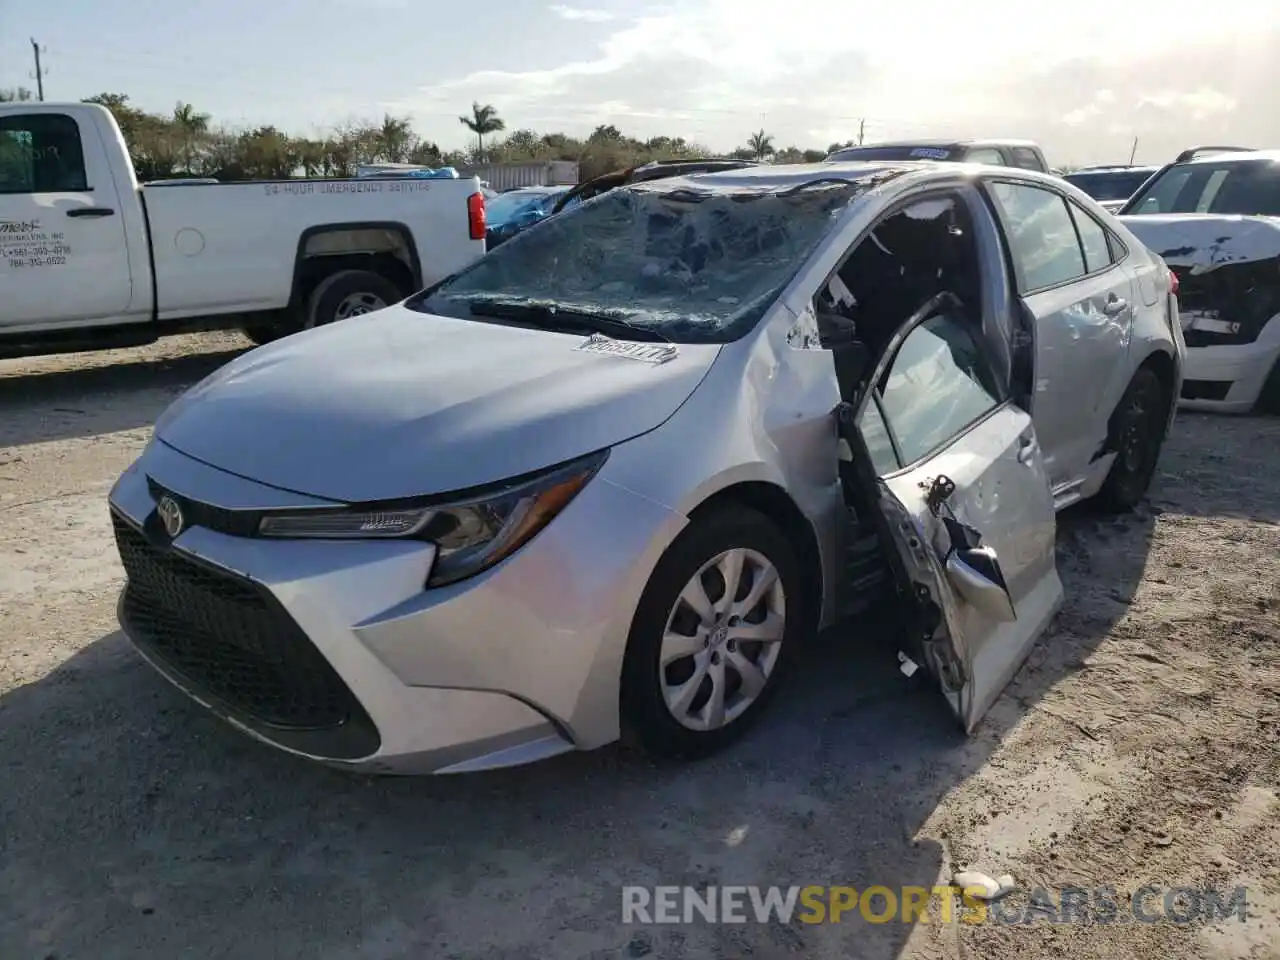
112, 511, 366, 734
1171, 259, 1279, 347
146, 477, 261, 537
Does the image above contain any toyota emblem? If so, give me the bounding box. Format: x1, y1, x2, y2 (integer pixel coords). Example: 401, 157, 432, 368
156, 495, 185, 538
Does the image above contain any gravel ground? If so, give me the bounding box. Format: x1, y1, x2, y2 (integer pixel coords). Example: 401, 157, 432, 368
1, 333, 1277, 960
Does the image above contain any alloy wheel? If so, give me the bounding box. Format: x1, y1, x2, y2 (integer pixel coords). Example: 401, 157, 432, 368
659, 547, 786, 732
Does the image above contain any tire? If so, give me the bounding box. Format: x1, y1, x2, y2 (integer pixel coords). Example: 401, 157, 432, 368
1095, 367, 1169, 513
305, 269, 404, 330
620, 506, 810, 760
1254, 359, 1280, 416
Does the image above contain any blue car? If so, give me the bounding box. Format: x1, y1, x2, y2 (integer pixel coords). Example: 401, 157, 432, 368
485, 186, 569, 248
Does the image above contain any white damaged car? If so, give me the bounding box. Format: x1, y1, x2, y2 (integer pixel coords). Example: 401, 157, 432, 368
1119, 147, 1280, 413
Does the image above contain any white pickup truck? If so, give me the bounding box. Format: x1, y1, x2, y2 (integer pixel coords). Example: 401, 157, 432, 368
0, 102, 487, 358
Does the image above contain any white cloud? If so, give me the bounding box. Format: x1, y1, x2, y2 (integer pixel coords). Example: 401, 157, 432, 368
550, 4, 615, 21
392, 0, 1280, 164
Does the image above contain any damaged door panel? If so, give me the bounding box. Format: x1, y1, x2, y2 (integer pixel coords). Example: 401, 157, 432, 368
838, 299, 1063, 732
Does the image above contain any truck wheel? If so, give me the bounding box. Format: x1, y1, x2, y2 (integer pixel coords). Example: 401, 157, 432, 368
620, 506, 807, 761
306, 269, 404, 329
1095, 367, 1169, 513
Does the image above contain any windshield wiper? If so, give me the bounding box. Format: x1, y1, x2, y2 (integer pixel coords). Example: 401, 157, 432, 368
466, 299, 670, 343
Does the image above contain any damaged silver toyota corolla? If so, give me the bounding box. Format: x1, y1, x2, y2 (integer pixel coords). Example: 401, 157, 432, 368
108, 161, 1184, 774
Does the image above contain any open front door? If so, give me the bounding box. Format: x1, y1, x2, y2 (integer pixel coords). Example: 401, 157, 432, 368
843, 306, 1063, 732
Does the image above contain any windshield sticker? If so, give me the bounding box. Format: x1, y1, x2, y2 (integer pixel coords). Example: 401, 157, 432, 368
577, 333, 678, 365
909, 148, 951, 160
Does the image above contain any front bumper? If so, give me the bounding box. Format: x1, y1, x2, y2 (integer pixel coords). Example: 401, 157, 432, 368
109, 440, 683, 774
1177, 338, 1280, 413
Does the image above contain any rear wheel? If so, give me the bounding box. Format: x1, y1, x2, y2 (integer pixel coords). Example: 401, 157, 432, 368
305, 269, 404, 330
620, 507, 808, 760
1096, 367, 1169, 513
240, 268, 404, 345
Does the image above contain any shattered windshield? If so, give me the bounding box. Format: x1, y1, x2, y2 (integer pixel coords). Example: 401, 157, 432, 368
412, 181, 864, 343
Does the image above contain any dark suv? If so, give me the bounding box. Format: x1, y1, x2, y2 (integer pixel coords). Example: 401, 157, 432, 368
824, 139, 1049, 172
1063, 165, 1162, 212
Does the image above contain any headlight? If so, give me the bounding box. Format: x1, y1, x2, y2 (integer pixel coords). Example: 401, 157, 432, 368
256, 451, 606, 587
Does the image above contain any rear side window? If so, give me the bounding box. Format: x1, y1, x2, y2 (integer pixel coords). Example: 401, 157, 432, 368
1011, 147, 1046, 172
1067, 200, 1114, 273
869, 314, 1003, 469
0, 113, 88, 195
965, 148, 1005, 166
986, 181, 1086, 293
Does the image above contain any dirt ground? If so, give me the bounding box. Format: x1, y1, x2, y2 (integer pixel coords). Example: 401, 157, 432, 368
1, 332, 1277, 960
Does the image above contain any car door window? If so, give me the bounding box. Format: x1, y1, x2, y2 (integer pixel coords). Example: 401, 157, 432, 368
1067, 200, 1114, 274
965, 148, 1005, 166
0, 113, 88, 194
869, 314, 1003, 469
857, 396, 900, 475
987, 182, 1086, 293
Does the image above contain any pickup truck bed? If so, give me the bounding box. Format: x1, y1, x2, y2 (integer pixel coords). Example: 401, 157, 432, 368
0, 103, 488, 358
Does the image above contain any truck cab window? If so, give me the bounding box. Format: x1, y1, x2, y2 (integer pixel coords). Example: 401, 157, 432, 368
0, 114, 88, 195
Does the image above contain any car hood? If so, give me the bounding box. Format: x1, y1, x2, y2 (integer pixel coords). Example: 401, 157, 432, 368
1119, 213, 1280, 269
155, 306, 720, 502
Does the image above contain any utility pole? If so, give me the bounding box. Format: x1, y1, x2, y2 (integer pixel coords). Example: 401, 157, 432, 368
30, 38, 47, 101
1128, 136, 1138, 165
858, 119, 865, 145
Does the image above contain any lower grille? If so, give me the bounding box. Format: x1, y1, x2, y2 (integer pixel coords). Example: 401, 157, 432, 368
112, 511, 371, 742
1181, 379, 1232, 401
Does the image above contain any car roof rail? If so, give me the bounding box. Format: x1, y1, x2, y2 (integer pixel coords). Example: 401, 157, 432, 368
1175, 146, 1257, 163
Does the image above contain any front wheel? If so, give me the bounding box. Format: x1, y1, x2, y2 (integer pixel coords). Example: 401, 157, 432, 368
620, 507, 808, 760
1096, 367, 1169, 513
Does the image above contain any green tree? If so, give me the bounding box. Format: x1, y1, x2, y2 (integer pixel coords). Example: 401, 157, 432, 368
375, 113, 415, 163
747, 129, 775, 161
172, 102, 211, 173
458, 102, 505, 159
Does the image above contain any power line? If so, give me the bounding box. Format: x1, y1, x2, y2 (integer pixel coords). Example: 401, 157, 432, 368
30, 38, 47, 101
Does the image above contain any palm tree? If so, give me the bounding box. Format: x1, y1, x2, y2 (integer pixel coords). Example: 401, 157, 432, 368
459, 102, 505, 160
375, 114, 414, 163
747, 129, 775, 161
172, 102, 211, 173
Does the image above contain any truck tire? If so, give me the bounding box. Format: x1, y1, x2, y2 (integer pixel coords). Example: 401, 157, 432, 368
305, 269, 404, 330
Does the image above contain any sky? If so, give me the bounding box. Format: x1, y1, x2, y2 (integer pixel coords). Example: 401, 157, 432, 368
2, 0, 1278, 165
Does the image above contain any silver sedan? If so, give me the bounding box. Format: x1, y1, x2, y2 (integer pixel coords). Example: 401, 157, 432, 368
109, 161, 1184, 773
